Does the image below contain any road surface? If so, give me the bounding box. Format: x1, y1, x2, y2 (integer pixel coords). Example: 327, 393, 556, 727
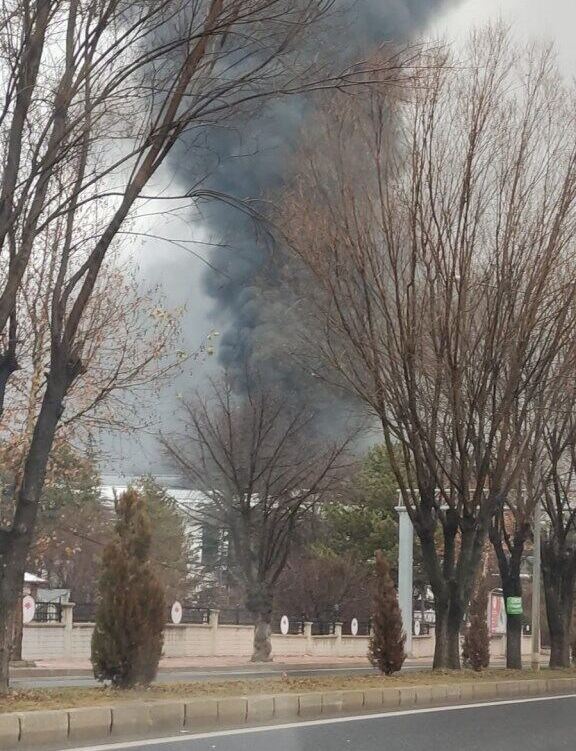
9, 664, 401, 689
11, 659, 516, 689
59, 694, 576, 751
10, 660, 516, 692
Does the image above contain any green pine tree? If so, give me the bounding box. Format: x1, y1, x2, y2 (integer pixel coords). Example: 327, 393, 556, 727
368, 550, 406, 675
137, 477, 191, 602
91, 489, 165, 688
318, 445, 398, 564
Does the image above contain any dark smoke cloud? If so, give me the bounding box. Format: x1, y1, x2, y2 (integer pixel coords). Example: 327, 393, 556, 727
100, 0, 460, 474
172, 1, 459, 405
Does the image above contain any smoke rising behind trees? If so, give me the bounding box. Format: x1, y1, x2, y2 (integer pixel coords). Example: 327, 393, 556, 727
106, 0, 460, 472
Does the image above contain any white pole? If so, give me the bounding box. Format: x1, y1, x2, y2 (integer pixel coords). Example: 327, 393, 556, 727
531, 499, 541, 671
396, 495, 413, 656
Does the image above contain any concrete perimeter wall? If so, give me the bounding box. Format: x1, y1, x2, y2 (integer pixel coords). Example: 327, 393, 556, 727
21, 605, 533, 662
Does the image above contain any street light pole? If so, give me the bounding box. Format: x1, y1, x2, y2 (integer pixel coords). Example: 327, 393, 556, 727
531, 499, 541, 671
396, 493, 413, 657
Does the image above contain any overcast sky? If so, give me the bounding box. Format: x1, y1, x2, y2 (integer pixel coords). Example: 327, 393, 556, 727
436, 0, 576, 71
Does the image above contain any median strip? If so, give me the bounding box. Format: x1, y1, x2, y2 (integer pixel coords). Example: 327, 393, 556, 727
3, 676, 576, 748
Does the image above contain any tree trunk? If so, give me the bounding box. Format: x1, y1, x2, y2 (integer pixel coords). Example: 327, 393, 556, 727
10, 594, 23, 662
433, 599, 448, 669
446, 595, 464, 669
502, 570, 523, 670
505, 609, 522, 670
0, 540, 29, 691
417, 502, 487, 671
251, 611, 273, 662
433, 593, 463, 669
542, 539, 576, 670
550, 627, 571, 668
0, 367, 68, 692
489, 521, 528, 670
246, 583, 274, 663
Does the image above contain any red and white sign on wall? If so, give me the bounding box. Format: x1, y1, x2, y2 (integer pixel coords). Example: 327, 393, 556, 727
489, 591, 506, 634
22, 595, 36, 624
171, 601, 183, 625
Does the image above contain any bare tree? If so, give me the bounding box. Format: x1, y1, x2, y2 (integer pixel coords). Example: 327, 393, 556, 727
0, 233, 182, 661
4, 249, 182, 444
280, 28, 576, 668
162, 374, 351, 661
0, 0, 412, 689
488, 408, 545, 669
489, 493, 533, 669
534, 383, 576, 668
275, 553, 374, 623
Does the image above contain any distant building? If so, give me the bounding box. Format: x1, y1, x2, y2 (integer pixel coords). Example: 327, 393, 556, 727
99, 474, 225, 580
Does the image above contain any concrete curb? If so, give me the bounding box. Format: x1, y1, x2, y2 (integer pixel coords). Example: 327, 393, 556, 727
5, 676, 576, 748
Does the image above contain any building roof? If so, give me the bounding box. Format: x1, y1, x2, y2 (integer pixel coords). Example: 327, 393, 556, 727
24, 572, 47, 584
99, 475, 210, 516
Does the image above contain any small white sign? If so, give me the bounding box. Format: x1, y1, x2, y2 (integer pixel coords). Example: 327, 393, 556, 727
414, 619, 421, 636
351, 617, 359, 636
171, 600, 183, 625
22, 595, 35, 624
280, 615, 290, 635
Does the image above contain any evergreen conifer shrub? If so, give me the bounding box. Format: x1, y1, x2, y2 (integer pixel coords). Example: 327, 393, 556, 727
368, 550, 406, 675
91, 489, 165, 687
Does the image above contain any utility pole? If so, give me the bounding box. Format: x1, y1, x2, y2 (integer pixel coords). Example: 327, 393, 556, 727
531, 499, 541, 671
396, 493, 413, 657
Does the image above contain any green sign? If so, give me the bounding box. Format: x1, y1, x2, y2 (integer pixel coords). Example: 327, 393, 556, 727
506, 596, 523, 616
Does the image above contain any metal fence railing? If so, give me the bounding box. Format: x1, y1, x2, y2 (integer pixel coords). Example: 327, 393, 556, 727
180, 606, 210, 624
41, 603, 378, 636
413, 620, 431, 636
311, 620, 335, 636
272, 617, 304, 635
34, 602, 63, 623
218, 607, 254, 626
342, 619, 371, 636
73, 602, 98, 622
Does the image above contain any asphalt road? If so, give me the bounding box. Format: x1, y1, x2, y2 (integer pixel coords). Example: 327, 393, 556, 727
11, 665, 385, 689
62, 694, 576, 751
12, 658, 518, 689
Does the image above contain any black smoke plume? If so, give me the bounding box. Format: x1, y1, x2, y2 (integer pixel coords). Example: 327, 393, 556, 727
173, 2, 457, 406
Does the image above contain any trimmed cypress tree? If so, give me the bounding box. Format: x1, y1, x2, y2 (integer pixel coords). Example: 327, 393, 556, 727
91, 489, 165, 688
462, 577, 490, 671
368, 550, 406, 675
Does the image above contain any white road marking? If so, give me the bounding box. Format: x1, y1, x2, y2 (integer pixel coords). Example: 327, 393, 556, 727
66, 692, 576, 751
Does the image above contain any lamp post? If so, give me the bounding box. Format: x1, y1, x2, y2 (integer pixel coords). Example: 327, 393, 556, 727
396, 493, 413, 656
531, 500, 541, 670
